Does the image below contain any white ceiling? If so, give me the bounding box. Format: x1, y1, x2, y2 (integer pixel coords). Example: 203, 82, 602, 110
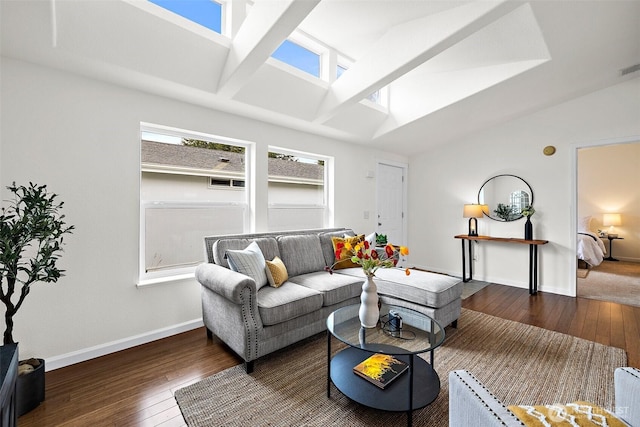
2, 0, 639, 155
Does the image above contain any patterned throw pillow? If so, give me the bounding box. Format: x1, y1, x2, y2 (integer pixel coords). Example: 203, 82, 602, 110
331, 235, 364, 270
265, 256, 288, 288
225, 241, 269, 289
508, 401, 626, 427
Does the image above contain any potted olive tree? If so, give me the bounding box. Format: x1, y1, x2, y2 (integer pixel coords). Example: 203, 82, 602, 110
0, 182, 74, 415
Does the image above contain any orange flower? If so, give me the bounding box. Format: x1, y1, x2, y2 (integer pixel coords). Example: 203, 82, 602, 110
399, 246, 409, 256
405, 268, 411, 276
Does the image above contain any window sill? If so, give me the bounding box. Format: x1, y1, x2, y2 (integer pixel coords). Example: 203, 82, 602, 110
137, 272, 196, 287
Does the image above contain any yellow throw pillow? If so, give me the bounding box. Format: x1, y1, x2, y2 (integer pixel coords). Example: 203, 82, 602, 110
508, 401, 626, 427
265, 257, 288, 288
331, 235, 364, 270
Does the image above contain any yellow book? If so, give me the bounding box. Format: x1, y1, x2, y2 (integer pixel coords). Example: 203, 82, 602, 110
353, 353, 408, 389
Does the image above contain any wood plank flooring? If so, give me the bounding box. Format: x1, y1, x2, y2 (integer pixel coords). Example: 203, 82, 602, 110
18, 284, 640, 426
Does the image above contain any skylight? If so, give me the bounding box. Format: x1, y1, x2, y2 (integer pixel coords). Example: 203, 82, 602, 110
148, 0, 222, 34
271, 40, 321, 78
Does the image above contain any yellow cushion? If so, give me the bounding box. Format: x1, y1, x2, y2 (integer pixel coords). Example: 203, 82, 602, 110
508, 401, 626, 426
331, 235, 364, 270
265, 257, 288, 288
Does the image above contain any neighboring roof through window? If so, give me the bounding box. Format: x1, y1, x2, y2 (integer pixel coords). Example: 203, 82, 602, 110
142, 140, 323, 184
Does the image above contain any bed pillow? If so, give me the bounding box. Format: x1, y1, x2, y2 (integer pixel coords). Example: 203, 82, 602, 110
578, 216, 593, 232
226, 241, 269, 290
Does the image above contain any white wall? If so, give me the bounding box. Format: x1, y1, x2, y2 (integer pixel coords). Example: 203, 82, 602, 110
408, 76, 640, 296
0, 57, 407, 366
578, 142, 640, 262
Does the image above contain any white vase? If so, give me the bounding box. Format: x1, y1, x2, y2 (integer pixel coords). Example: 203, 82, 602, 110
359, 275, 379, 328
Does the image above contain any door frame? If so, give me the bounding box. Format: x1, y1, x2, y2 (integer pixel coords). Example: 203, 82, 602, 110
570, 134, 640, 296
375, 160, 409, 245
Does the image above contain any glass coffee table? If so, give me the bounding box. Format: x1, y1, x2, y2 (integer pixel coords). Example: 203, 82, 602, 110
326, 303, 445, 427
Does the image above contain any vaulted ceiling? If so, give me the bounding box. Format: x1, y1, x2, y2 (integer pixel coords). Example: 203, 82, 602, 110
2, 1, 639, 155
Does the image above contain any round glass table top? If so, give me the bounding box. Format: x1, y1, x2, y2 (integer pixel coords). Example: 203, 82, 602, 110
327, 303, 445, 355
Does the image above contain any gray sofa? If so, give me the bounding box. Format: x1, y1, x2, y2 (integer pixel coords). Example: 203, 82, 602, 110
449, 368, 640, 427
195, 228, 463, 373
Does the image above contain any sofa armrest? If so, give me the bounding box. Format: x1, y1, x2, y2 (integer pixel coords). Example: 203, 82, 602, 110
615, 367, 640, 426
195, 262, 257, 304
448, 370, 524, 427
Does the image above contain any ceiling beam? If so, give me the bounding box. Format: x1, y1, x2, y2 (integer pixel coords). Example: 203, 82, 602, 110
314, 0, 522, 124
217, 0, 320, 98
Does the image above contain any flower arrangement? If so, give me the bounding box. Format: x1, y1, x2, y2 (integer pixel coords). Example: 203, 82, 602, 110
521, 205, 535, 217
326, 238, 410, 277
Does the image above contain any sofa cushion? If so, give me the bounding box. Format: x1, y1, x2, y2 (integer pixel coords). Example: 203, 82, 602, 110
277, 234, 326, 277
225, 241, 269, 290
336, 268, 462, 308
213, 237, 280, 268
257, 282, 323, 325
288, 271, 363, 306
318, 229, 355, 267
330, 235, 364, 270
508, 401, 626, 427
265, 256, 288, 288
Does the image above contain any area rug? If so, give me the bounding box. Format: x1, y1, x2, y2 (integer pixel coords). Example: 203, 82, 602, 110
577, 268, 589, 279
175, 309, 626, 427
578, 260, 640, 307
461, 280, 489, 299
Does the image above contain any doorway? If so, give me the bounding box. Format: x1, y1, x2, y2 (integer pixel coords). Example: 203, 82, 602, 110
573, 137, 640, 305
376, 161, 408, 245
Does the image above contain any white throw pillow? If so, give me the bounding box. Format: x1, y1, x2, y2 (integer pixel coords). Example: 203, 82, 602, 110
226, 241, 269, 289
365, 232, 377, 245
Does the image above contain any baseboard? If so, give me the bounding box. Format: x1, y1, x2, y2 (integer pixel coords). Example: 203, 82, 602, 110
45, 318, 204, 371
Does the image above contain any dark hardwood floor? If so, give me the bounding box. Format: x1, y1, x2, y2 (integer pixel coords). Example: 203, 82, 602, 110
18, 284, 640, 426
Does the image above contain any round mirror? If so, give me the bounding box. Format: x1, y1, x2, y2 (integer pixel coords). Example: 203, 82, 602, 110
478, 174, 533, 222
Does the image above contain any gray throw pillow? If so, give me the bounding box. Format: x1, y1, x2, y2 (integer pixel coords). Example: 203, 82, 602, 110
226, 241, 269, 289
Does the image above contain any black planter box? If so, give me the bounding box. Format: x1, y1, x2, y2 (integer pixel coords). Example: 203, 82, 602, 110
16, 359, 45, 417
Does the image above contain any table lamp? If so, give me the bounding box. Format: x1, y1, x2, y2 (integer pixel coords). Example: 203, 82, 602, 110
603, 213, 621, 237
463, 204, 484, 236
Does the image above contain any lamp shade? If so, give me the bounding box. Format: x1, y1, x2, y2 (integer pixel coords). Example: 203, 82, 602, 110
463, 204, 484, 218
603, 213, 621, 227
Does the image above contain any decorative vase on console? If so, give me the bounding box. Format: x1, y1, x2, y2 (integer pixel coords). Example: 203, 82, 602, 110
522, 205, 535, 240
326, 236, 410, 328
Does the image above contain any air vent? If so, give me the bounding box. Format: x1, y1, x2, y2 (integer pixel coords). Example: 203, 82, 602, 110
620, 63, 640, 76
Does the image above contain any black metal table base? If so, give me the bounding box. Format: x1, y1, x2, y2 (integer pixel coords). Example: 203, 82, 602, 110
327, 334, 440, 427
460, 239, 540, 295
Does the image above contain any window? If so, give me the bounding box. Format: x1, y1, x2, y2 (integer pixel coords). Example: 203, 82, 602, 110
267, 148, 331, 231
336, 65, 347, 79
140, 125, 249, 283
271, 40, 321, 78
148, 0, 223, 34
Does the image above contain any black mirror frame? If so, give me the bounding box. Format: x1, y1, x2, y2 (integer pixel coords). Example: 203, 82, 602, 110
478, 174, 534, 222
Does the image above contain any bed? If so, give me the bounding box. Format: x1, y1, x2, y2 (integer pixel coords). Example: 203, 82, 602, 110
577, 216, 606, 267
577, 231, 606, 267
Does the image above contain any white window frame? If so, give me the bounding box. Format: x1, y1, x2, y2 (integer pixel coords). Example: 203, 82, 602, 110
267, 146, 333, 230
139, 123, 253, 285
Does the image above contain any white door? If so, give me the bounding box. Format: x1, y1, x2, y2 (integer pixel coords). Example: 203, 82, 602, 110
376, 163, 406, 245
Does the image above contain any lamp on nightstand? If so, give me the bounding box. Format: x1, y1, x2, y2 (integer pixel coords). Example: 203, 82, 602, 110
463, 204, 484, 236
603, 213, 621, 237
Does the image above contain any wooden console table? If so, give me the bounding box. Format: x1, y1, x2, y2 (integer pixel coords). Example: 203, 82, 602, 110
454, 235, 549, 295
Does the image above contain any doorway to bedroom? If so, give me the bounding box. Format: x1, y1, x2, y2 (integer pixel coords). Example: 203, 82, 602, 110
576, 140, 640, 307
